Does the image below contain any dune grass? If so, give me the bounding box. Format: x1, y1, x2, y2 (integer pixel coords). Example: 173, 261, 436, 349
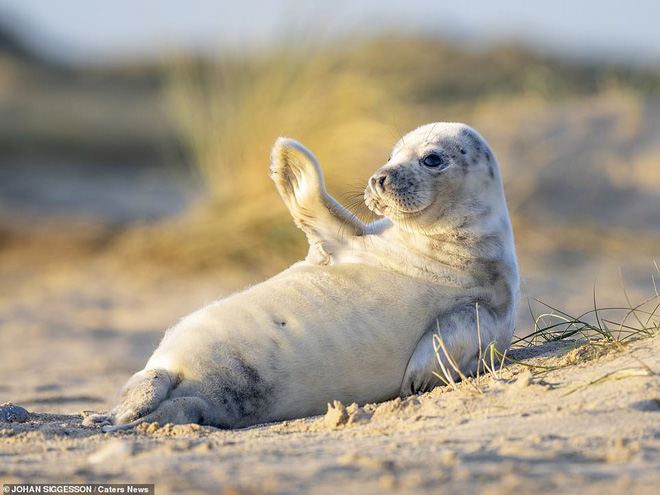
166, 42, 404, 207
515, 265, 660, 351
140, 39, 413, 270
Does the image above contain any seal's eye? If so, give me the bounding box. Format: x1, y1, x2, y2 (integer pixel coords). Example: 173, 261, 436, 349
421, 153, 444, 168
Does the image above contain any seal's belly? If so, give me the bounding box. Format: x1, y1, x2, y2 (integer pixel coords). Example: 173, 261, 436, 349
148, 263, 441, 419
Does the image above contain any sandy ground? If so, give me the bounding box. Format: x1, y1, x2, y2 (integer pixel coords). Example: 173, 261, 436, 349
1, 243, 659, 495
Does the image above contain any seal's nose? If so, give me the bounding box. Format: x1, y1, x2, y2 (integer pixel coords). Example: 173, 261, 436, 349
370, 172, 389, 192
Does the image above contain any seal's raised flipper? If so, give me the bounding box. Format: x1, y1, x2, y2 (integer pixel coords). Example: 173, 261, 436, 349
270, 138, 367, 264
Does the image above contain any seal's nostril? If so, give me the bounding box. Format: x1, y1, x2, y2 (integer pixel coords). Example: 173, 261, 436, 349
370, 173, 388, 192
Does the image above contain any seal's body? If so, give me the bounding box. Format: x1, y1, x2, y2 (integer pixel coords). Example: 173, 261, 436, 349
140, 263, 452, 428
88, 123, 518, 431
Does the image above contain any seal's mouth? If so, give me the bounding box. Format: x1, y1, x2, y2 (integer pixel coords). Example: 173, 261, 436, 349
364, 182, 430, 217
364, 189, 386, 216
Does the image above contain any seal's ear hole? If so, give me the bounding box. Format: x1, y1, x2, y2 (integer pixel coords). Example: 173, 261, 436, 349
459, 148, 467, 155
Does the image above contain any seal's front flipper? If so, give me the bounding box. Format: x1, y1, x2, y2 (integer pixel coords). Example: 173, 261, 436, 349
400, 305, 501, 396
270, 138, 367, 264
270, 137, 325, 204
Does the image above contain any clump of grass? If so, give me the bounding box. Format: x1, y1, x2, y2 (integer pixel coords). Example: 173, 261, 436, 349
515, 271, 660, 351
505, 271, 660, 391
167, 42, 401, 207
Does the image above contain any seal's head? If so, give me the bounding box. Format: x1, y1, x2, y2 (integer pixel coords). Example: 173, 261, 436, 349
365, 123, 504, 229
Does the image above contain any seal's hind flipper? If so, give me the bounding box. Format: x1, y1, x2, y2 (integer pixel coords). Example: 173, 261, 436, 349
84, 368, 174, 428
102, 396, 211, 432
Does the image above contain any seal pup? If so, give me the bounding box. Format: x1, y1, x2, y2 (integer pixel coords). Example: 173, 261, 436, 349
87, 123, 518, 430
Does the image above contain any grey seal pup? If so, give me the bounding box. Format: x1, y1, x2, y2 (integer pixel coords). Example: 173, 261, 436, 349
87, 122, 519, 431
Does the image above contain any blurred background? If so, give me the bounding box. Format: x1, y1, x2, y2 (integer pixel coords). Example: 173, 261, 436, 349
1, 0, 660, 408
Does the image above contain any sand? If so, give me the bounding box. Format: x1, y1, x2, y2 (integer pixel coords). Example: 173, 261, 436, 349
1, 248, 659, 495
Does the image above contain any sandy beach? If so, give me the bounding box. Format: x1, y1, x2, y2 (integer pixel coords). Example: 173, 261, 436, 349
1, 243, 659, 495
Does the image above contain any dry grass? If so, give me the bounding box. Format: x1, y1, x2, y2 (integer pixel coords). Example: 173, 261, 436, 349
136, 39, 411, 270
166, 43, 404, 206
